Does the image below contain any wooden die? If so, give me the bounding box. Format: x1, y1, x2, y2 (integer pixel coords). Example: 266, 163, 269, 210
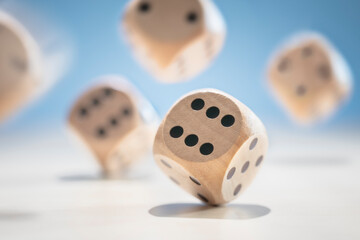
268, 32, 353, 125
68, 76, 158, 177
153, 89, 268, 205
121, 0, 226, 83
0, 11, 43, 122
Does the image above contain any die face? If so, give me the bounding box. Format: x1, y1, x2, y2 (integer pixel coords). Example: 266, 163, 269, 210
221, 134, 268, 203
271, 40, 335, 102
69, 85, 139, 159
269, 38, 343, 122
163, 91, 243, 162
154, 153, 217, 204
0, 22, 28, 96
126, 0, 204, 43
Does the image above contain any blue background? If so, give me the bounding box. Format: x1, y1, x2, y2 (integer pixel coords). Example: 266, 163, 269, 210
1, 0, 360, 131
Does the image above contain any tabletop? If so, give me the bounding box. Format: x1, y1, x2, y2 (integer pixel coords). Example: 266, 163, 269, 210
0, 126, 359, 240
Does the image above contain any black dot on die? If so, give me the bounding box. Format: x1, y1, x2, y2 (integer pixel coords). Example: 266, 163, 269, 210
241, 161, 250, 173
256, 156, 264, 167
197, 193, 208, 203
11, 57, 27, 72
318, 64, 331, 80
104, 88, 113, 96
206, 107, 220, 119
186, 12, 198, 23
138, 1, 151, 13
227, 167, 236, 180
278, 58, 290, 72
233, 184, 242, 196
200, 143, 214, 155
221, 115, 235, 127
185, 134, 199, 147
96, 128, 106, 138
122, 107, 132, 117
92, 98, 100, 106
249, 138, 258, 150
302, 46, 313, 57
191, 98, 205, 110
160, 159, 172, 169
189, 176, 201, 185
110, 118, 118, 126
170, 126, 183, 138
296, 85, 307, 96
169, 177, 180, 185
79, 108, 88, 117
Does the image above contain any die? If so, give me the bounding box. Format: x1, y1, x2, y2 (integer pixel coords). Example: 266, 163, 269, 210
121, 0, 226, 83
153, 89, 268, 205
267, 33, 353, 125
0, 11, 43, 122
68, 76, 158, 177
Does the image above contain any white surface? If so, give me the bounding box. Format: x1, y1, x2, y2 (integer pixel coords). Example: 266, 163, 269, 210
0, 126, 359, 240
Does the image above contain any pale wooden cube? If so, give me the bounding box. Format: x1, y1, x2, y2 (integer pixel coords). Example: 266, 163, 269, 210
153, 89, 268, 205
0, 11, 43, 122
268, 33, 353, 125
121, 0, 226, 83
68, 76, 158, 177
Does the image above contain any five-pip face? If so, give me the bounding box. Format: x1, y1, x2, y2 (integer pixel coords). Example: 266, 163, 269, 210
163, 91, 242, 162
130, 0, 204, 42
69, 86, 139, 159
0, 22, 28, 95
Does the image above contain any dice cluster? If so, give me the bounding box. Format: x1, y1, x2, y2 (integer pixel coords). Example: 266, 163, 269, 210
1, 0, 352, 206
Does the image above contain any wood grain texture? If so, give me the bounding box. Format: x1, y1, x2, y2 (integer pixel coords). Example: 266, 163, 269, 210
0, 11, 42, 122
268, 33, 352, 125
121, 0, 226, 83
68, 76, 158, 177
153, 89, 268, 205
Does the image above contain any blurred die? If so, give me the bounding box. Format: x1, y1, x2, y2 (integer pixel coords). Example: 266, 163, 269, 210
121, 0, 226, 83
267, 32, 353, 125
68, 76, 158, 178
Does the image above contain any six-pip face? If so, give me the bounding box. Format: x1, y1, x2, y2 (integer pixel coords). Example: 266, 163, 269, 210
163, 91, 243, 162
69, 85, 139, 158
